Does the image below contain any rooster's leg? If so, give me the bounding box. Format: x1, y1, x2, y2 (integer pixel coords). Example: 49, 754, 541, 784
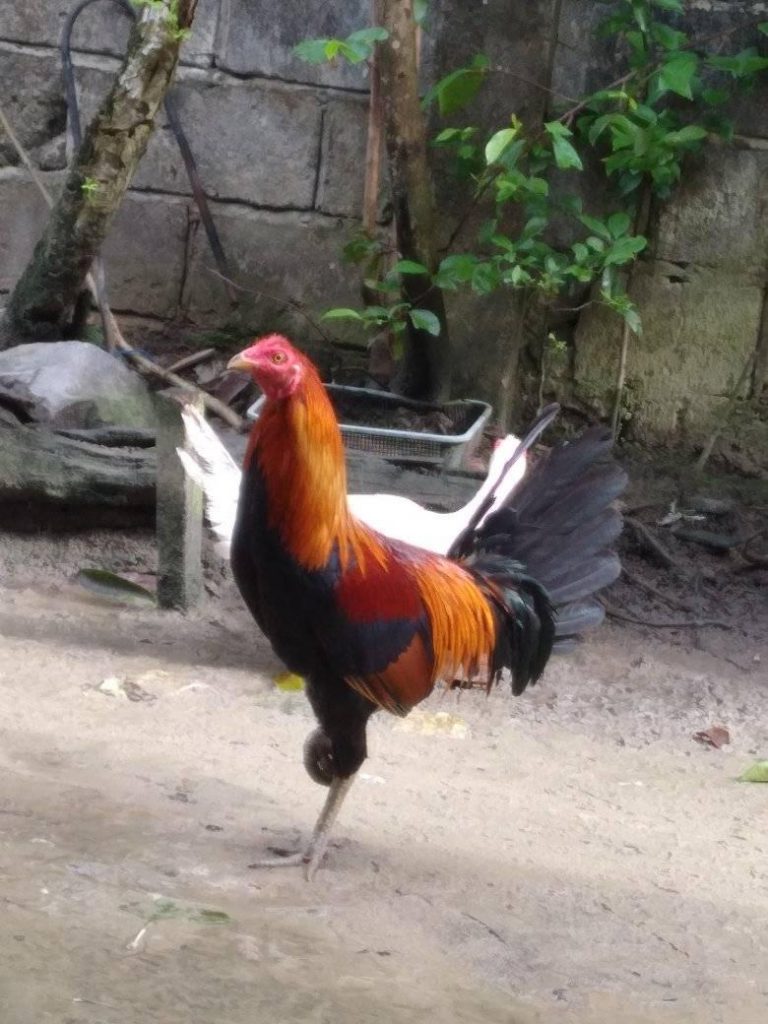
250, 775, 356, 879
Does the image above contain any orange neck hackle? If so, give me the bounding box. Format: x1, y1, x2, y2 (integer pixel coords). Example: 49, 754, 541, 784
232, 335, 386, 572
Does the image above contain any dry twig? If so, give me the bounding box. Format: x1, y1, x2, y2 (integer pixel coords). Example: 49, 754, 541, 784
625, 516, 686, 572
603, 604, 732, 630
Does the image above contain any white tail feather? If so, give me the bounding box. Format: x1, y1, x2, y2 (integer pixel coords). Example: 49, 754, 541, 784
178, 406, 527, 559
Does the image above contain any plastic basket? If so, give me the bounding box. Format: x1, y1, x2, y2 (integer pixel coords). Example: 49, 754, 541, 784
247, 384, 492, 470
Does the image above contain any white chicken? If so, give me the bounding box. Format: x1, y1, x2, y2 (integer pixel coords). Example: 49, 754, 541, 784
177, 405, 529, 559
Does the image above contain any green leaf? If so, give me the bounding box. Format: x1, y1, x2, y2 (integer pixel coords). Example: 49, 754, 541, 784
414, 0, 429, 25
652, 0, 683, 11
702, 87, 729, 106
434, 127, 464, 144
423, 55, 489, 116
347, 27, 389, 46
579, 213, 612, 240
484, 127, 518, 166
738, 761, 768, 783
362, 305, 395, 322
471, 262, 499, 294
707, 49, 768, 78
652, 23, 687, 50
294, 38, 331, 64
607, 211, 631, 238
587, 113, 615, 146
392, 259, 429, 275
274, 672, 305, 692
543, 122, 582, 169
760, 22, 768, 37
321, 308, 364, 321
409, 308, 442, 336
623, 305, 642, 334
665, 124, 707, 146
436, 254, 479, 285
195, 909, 232, 925
552, 136, 584, 170
604, 235, 647, 266
630, 0, 648, 33
658, 51, 698, 99
522, 216, 547, 239
508, 265, 530, 286
75, 569, 156, 607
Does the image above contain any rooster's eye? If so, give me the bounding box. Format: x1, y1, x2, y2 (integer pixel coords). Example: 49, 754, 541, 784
271, 352, 287, 364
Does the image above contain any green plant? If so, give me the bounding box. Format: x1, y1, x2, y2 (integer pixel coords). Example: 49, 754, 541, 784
130, 0, 190, 36
296, 3, 768, 392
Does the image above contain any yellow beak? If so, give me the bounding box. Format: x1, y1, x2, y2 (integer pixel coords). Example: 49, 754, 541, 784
227, 352, 251, 372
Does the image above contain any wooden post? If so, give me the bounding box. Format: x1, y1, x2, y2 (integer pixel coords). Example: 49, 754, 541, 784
156, 388, 203, 610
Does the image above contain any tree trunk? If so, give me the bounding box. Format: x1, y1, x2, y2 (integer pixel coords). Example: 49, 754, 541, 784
374, 0, 450, 402
0, 0, 197, 347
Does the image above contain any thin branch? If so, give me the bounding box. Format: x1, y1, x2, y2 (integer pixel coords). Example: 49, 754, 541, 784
165, 348, 217, 374
694, 351, 756, 473
611, 316, 632, 439
625, 515, 686, 573
610, 181, 652, 441
622, 567, 695, 613
113, 328, 244, 430
490, 67, 578, 106
604, 604, 733, 630
0, 104, 56, 207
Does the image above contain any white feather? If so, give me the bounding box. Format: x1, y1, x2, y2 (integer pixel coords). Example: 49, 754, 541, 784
177, 406, 526, 559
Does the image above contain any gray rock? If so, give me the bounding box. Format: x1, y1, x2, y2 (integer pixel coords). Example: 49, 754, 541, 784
0, 341, 160, 429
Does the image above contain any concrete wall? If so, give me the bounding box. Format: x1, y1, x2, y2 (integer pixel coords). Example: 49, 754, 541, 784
0, 0, 766, 459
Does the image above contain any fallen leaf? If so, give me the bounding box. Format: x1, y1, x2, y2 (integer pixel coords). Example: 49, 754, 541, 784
75, 568, 156, 607
95, 676, 155, 702
394, 710, 469, 739
97, 676, 128, 699
738, 761, 768, 783
274, 671, 305, 692
122, 679, 157, 703
692, 725, 730, 749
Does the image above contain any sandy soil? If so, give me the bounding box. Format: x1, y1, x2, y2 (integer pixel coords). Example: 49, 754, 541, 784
0, 530, 767, 1024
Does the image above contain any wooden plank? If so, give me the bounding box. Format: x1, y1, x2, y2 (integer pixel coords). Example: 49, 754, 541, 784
155, 389, 204, 610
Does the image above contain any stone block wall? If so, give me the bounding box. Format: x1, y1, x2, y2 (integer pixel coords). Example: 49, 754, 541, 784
0, 0, 766, 458
0, 0, 371, 329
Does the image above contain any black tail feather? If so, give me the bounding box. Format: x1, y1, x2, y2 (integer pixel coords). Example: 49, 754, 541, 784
458, 420, 626, 695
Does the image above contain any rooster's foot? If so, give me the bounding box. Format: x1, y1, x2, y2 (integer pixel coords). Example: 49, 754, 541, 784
249, 775, 355, 881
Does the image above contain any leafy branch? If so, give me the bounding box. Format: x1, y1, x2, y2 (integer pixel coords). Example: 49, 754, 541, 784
295, 3, 768, 409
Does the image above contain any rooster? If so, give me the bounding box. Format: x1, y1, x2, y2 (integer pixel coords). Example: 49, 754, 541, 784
227, 334, 626, 879
176, 405, 529, 558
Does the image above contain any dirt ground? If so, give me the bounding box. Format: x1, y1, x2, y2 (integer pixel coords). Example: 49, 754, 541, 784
0, 528, 766, 1024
